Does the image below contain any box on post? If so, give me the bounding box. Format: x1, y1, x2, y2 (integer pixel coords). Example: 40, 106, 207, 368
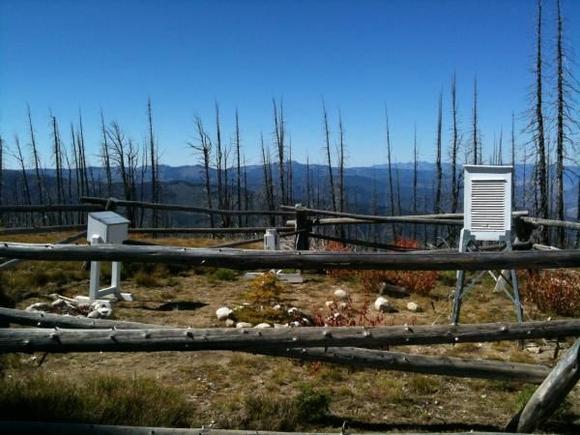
87, 211, 130, 244
86, 211, 132, 302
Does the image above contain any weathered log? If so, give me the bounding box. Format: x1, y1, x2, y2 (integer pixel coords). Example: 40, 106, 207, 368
259, 346, 549, 383
308, 232, 415, 251
0, 421, 523, 435
0, 204, 102, 213
209, 230, 301, 249
81, 196, 294, 216
289, 217, 462, 226
511, 339, 580, 433
1, 320, 579, 354
0, 225, 85, 235
0, 307, 169, 330
281, 205, 528, 225
0, 231, 87, 271
127, 226, 293, 235
521, 217, 580, 231
0, 242, 579, 271
0, 309, 552, 383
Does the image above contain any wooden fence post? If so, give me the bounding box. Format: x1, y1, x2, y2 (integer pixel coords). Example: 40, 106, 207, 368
294, 204, 311, 251
508, 338, 580, 433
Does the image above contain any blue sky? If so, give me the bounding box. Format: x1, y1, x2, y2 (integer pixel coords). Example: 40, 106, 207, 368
1, 0, 578, 168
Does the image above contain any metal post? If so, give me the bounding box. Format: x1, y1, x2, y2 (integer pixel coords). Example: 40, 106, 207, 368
89, 235, 101, 301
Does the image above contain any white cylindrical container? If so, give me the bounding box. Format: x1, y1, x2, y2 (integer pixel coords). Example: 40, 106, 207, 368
264, 228, 280, 250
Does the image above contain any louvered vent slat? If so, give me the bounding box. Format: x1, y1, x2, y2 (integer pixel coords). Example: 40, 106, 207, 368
469, 179, 507, 232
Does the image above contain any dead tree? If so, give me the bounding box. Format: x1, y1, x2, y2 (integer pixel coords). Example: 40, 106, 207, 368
26, 105, 44, 205
235, 108, 242, 227
450, 74, 461, 213
147, 98, 159, 227
338, 110, 346, 212
273, 98, 286, 204
471, 77, 480, 164
287, 137, 294, 205
261, 134, 275, 225
385, 106, 397, 239
13, 135, 32, 206
214, 103, 224, 222
532, 0, 549, 240
322, 100, 337, 211
190, 117, 214, 228
77, 112, 90, 197
0, 135, 3, 206
100, 111, 113, 197
50, 115, 65, 224
435, 93, 443, 214
511, 113, 516, 208
554, 0, 575, 247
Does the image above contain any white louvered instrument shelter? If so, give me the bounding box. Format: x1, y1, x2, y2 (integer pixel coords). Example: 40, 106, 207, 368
463, 165, 513, 241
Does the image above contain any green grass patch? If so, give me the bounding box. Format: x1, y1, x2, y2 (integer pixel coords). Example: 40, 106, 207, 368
0, 373, 193, 427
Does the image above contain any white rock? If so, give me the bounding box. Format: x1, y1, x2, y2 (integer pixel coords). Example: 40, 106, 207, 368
273, 304, 282, 310
235, 322, 253, 328
96, 307, 112, 318
374, 296, 391, 312
255, 323, 271, 329
334, 289, 348, 300
301, 317, 312, 326
225, 319, 236, 327
274, 323, 290, 328
87, 310, 100, 318
90, 300, 112, 311
338, 302, 348, 309
325, 301, 334, 308
287, 307, 299, 315
216, 307, 233, 321
289, 321, 301, 327
406, 302, 421, 313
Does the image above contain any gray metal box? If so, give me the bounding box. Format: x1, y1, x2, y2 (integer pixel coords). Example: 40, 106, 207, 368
87, 211, 130, 243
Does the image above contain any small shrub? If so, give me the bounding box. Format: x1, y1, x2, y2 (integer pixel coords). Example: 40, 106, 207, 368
133, 270, 161, 287
521, 270, 580, 316
313, 297, 384, 327
358, 269, 438, 296
236, 385, 330, 430
323, 241, 358, 281
244, 272, 282, 305
210, 268, 237, 282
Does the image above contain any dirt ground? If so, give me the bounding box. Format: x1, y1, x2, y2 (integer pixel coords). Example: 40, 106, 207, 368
1, 233, 579, 432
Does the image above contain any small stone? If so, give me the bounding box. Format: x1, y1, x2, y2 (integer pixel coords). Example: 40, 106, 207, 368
96, 307, 112, 318
338, 302, 348, 310
274, 323, 290, 328
236, 322, 253, 328
287, 307, 299, 315
216, 307, 233, 321
301, 317, 312, 326
334, 289, 348, 300
374, 296, 391, 312
273, 304, 282, 310
325, 301, 334, 308
225, 319, 236, 327
87, 310, 100, 318
406, 302, 421, 313
255, 323, 271, 329
289, 321, 301, 327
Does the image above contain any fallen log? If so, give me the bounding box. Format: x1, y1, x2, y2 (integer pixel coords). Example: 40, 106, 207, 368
509, 339, 580, 433
1, 319, 579, 354
521, 217, 580, 231
0, 243, 579, 271
0, 225, 85, 235
128, 226, 293, 235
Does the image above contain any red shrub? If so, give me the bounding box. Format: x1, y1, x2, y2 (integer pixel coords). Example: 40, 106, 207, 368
521, 270, 580, 317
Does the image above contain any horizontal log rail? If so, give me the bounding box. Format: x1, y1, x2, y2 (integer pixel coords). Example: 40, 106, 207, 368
282, 205, 529, 226
1, 319, 579, 353
0, 224, 86, 235
308, 232, 416, 251
521, 216, 580, 231
0, 307, 550, 383
0, 242, 579, 270
81, 196, 294, 216
0, 204, 103, 213
127, 226, 293, 235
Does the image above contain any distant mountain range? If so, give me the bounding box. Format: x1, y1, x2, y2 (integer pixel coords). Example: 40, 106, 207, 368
2, 162, 578, 218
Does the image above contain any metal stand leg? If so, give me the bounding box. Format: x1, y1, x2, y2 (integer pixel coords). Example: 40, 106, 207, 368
452, 229, 469, 324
